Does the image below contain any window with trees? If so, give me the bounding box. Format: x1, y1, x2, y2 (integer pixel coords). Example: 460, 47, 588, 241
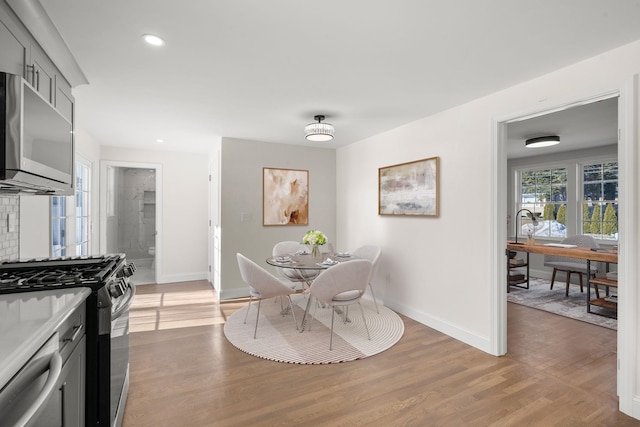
582, 162, 618, 241
518, 168, 567, 239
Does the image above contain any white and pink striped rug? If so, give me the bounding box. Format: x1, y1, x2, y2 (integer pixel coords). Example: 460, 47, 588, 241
224, 297, 404, 364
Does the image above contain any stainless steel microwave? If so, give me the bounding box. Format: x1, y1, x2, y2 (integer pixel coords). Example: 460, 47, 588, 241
0, 72, 73, 195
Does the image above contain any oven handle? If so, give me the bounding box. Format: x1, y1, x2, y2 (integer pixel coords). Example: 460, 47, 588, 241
14, 351, 63, 427
113, 281, 136, 320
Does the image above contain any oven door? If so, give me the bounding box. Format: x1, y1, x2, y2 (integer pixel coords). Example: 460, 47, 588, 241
110, 280, 135, 427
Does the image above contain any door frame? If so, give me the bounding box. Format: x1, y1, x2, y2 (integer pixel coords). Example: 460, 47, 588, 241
490, 77, 638, 416
99, 160, 163, 282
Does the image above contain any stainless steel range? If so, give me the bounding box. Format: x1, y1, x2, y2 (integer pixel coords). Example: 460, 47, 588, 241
0, 254, 136, 427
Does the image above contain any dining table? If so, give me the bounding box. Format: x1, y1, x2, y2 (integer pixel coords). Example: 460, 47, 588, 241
266, 251, 358, 331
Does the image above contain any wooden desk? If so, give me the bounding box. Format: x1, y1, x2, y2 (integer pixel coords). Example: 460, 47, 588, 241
506, 241, 618, 317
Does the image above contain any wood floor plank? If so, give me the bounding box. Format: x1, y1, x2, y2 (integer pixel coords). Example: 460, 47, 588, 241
122, 281, 639, 426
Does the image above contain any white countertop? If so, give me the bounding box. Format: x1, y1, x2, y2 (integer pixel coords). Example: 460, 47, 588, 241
0, 288, 91, 388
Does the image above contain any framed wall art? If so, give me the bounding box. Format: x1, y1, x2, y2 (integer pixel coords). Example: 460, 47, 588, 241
379, 156, 439, 217
263, 167, 309, 226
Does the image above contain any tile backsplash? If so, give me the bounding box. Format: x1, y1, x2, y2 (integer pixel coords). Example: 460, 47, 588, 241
0, 195, 19, 260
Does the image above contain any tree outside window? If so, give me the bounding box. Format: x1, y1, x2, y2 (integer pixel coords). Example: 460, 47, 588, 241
583, 162, 618, 241
519, 168, 567, 238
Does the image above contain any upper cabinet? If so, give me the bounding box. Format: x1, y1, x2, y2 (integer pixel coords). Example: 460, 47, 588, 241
0, 2, 75, 119
0, 7, 28, 77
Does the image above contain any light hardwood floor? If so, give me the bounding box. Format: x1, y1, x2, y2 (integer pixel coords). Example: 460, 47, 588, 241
123, 280, 639, 426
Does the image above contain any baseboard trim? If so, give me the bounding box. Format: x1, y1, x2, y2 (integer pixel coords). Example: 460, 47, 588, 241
385, 299, 491, 354
157, 272, 208, 284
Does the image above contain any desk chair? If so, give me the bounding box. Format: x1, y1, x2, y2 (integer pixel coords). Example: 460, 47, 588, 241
544, 235, 599, 297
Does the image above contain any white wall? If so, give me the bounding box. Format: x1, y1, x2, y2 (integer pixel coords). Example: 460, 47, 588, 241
218, 137, 336, 299
101, 146, 209, 283
336, 39, 640, 416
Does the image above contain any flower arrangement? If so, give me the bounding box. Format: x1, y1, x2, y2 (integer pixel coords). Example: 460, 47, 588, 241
302, 230, 327, 257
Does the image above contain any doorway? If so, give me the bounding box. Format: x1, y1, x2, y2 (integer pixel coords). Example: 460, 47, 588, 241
100, 161, 162, 285
491, 79, 638, 414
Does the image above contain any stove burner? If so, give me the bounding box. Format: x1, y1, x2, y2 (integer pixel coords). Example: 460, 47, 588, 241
0, 254, 127, 294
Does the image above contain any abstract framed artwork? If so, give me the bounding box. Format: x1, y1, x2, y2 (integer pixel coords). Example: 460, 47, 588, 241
379, 156, 439, 217
263, 167, 309, 226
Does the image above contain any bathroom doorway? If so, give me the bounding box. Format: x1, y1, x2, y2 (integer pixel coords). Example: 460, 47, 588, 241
100, 161, 162, 285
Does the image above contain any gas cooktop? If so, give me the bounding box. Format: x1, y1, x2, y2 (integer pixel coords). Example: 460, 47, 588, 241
0, 254, 133, 294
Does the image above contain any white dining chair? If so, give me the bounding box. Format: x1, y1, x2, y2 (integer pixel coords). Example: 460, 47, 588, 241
352, 245, 382, 313
236, 253, 298, 338
309, 259, 373, 350
272, 241, 320, 288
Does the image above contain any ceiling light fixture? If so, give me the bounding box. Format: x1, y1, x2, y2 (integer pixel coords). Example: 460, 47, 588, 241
525, 135, 560, 148
142, 34, 166, 46
304, 115, 334, 142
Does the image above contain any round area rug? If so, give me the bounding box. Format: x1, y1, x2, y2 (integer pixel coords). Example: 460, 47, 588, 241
224, 297, 404, 364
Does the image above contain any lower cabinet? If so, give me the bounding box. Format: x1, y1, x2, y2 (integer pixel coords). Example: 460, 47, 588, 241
57, 335, 86, 427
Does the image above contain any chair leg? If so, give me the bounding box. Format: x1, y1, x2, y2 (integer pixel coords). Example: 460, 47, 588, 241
243, 295, 254, 324
578, 273, 584, 293
565, 271, 571, 297
287, 295, 298, 330
369, 282, 380, 314
329, 307, 335, 351
550, 268, 558, 290
253, 299, 262, 339
358, 302, 371, 340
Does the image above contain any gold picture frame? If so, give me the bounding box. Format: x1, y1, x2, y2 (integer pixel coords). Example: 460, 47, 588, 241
263, 167, 309, 226
379, 156, 439, 217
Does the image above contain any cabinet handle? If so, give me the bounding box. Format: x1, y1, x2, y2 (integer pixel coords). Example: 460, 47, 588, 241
26, 64, 35, 86
35, 69, 40, 91
64, 325, 83, 344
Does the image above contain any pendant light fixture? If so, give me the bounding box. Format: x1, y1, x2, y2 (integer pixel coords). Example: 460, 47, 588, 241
525, 135, 560, 148
305, 115, 334, 142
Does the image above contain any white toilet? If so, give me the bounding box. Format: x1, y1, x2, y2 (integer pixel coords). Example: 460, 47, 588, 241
148, 246, 156, 268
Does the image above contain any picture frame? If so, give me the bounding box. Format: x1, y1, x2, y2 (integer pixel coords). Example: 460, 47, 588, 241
378, 156, 439, 217
263, 167, 309, 226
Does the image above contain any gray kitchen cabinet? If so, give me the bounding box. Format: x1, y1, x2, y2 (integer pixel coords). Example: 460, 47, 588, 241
0, 6, 28, 77
55, 74, 74, 123
57, 334, 86, 427
28, 42, 56, 103
0, 1, 74, 119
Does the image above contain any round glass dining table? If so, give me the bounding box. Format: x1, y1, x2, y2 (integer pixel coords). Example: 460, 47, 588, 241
265, 252, 357, 331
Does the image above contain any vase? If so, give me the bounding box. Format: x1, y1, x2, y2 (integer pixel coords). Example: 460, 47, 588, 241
311, 245, 320, 258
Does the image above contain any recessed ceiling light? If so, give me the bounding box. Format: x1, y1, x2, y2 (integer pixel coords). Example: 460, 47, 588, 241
142, 34, 166, 47
156, 138, 165, 143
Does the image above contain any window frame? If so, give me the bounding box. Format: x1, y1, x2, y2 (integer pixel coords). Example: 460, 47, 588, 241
513, 155, 618, 244
580, 157, 619, 242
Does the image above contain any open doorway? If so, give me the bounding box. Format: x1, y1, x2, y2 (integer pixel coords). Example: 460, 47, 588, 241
491, 80, 638, 414
100, 161, 162, 285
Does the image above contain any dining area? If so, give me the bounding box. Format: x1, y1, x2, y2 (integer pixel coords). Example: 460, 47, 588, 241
223, 232, 405, 364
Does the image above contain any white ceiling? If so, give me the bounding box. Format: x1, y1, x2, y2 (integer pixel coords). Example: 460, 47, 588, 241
39, 0, 640, 153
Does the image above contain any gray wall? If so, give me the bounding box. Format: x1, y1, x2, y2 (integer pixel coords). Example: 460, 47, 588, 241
218, 137, 336, 299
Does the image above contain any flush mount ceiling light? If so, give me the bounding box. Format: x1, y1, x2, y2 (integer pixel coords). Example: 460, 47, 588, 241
525, 135, 560, 148
304, 115, 334, 142
142, 34, 166, 46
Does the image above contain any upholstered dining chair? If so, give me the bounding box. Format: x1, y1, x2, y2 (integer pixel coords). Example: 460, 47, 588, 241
308, 259, 373, 350
236, 253, 298, 339
543, 235, 600, 297
352, 245, 382, 313
272, 241, 320, 288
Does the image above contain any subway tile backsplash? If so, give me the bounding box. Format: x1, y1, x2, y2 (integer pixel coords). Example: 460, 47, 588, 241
0, 195, 19, 260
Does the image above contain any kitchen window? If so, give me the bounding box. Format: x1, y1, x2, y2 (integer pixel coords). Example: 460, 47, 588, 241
75, 161, 90, 255
51, 195, 67, 257
51, 157, 92, 256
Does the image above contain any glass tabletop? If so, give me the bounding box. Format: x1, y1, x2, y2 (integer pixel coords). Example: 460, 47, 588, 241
266, 252, 357, 270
